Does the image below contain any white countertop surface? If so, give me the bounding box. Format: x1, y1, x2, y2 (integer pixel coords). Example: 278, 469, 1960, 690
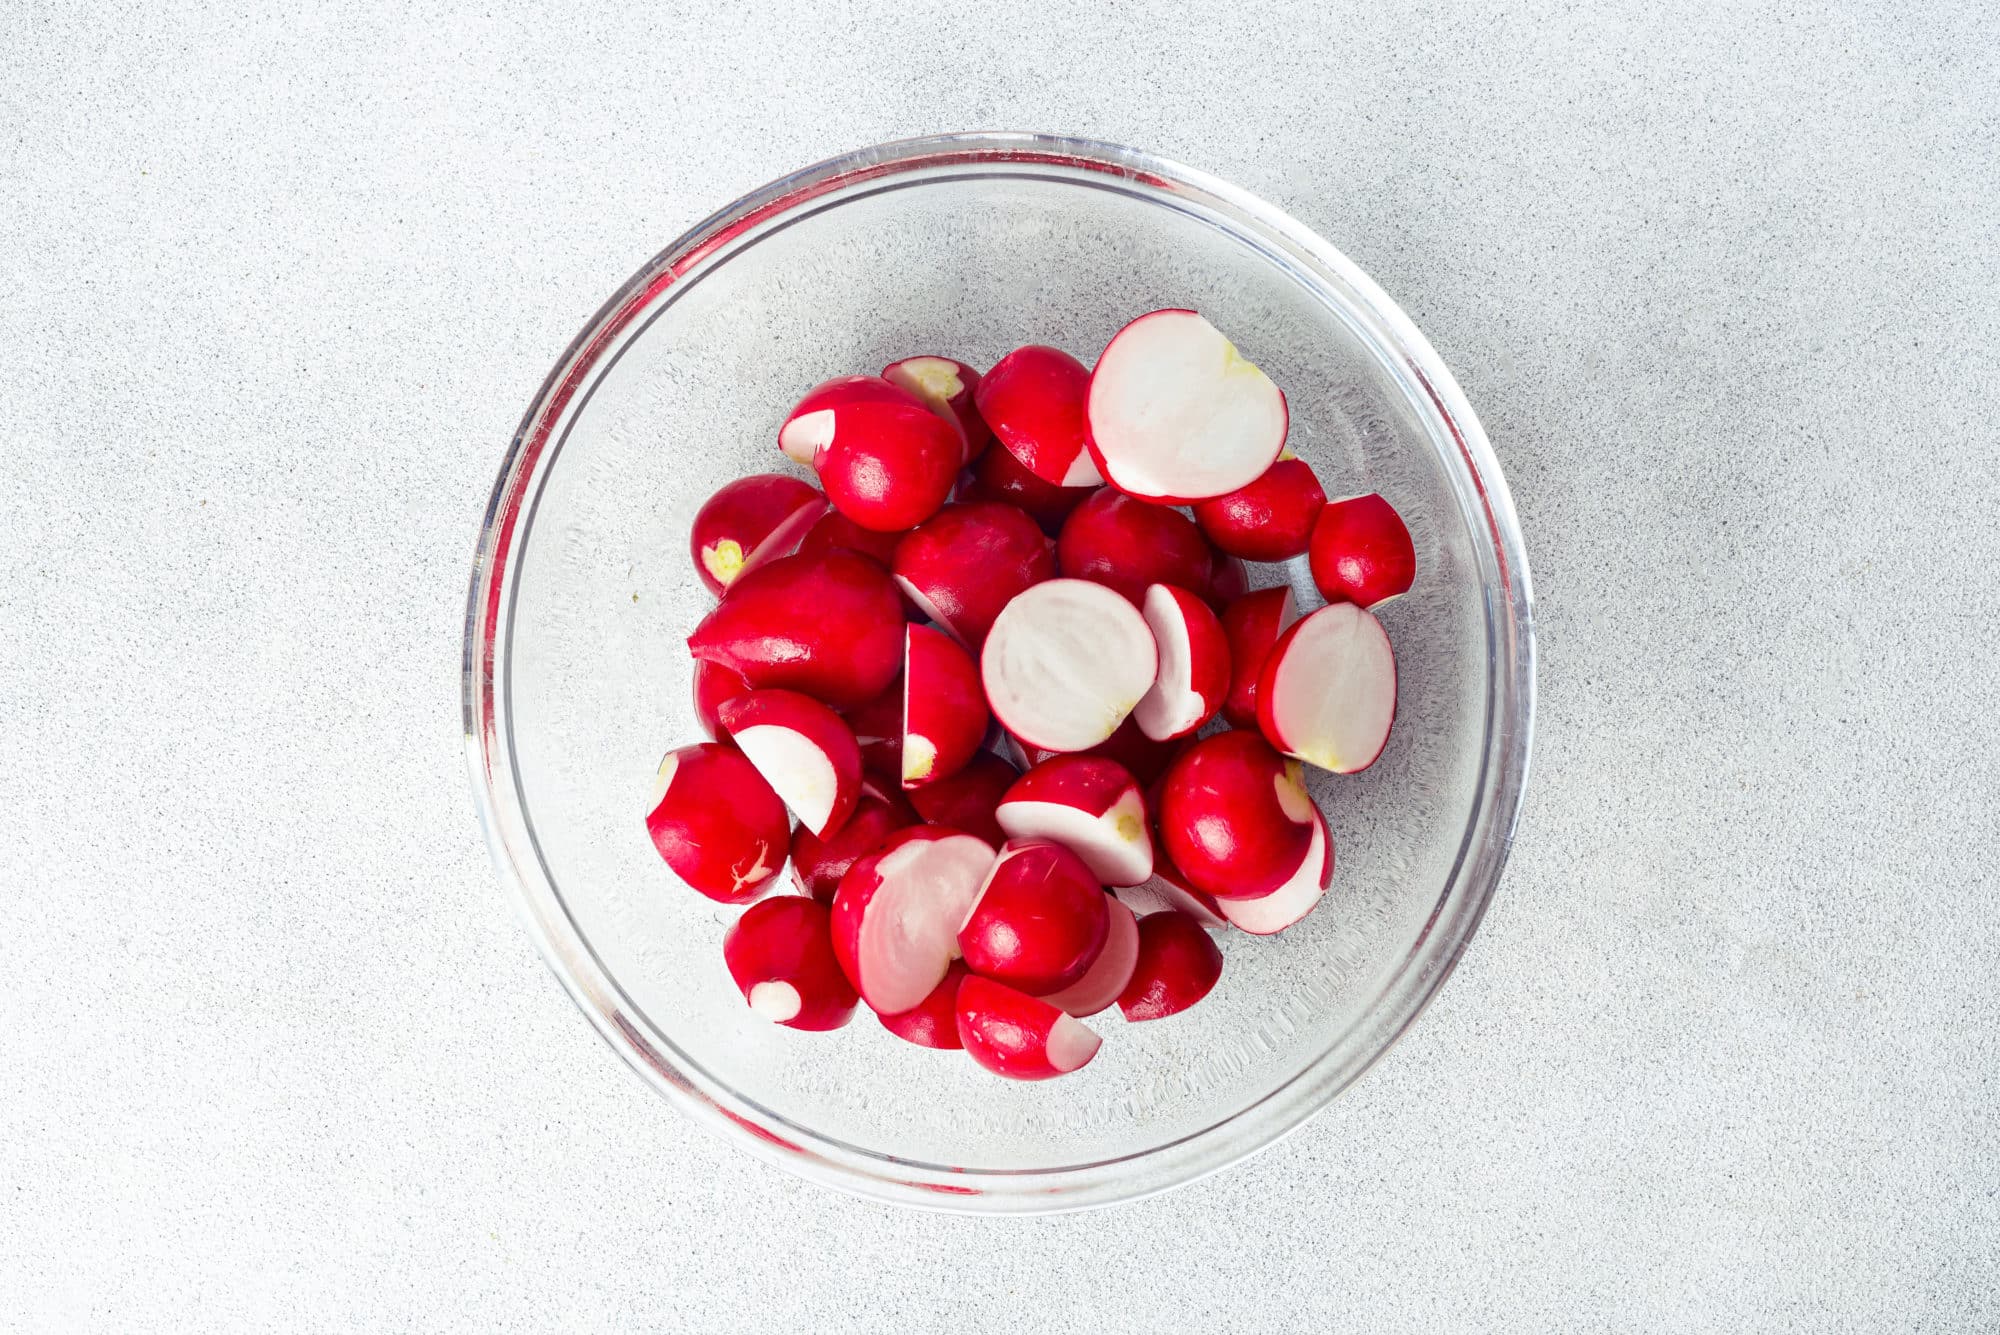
5, 1, 1997, 1329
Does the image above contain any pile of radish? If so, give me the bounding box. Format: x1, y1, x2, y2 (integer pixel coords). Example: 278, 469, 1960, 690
648, 310, 1415, 1082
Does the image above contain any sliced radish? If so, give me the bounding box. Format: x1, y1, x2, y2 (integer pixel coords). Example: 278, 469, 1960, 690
957, 838, 1109, 994
955, 975, 1102, 1080
975, 345, 1103, 487
789, 793, 913, 903
717, 689, 863, 838
1206, 549, 1249, 609
792, 507, 905, 569
1037, 896, 1139, 1017
891, 501, 1053, 650
645, 743, 789, 903
1054, 488, 1212, 608
1218, 806, 1334, 935
1117, 910, 1225, 1021
1085, 309, 1289, 503
831, 827, 997, 1015
722, 896, 858, 1030
1309, 493, 1416, 608
1256, 602, 1397, 774
1218, 585, 1299, 730
1192, 456, 1326, 562
1155, 731, 1316, 900
961, 438, 1098, 534
689, 474, 823, 596
995, 755, 1152, 887
691, 660, 753, 741
687, 549, 904, 707
883, 355, 990, 462
1132, 583, 1231, 742
875, 959, 970, 1049
901, 624, 989, 789
905, 750, 1017, 847
980, 579, 1157, 753
841, 676, 903, 786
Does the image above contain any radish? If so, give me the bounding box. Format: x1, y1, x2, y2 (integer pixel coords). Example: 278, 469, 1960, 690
645, 743, 790, 903
905, 750, 1017, 847
732, 496, 830, 581
957, 838, 1110, 994
1116, 861, 1230, 932
883, 355, 990, 462
689, 474, 823, 595
778, 372, 961, 462
981, 579, 1158, 754
1256, 601, 1397, 774
831, 826, 997, 1015
687, 549, 904, 708
955, 975, 1102, 1080
902, 624, 988, 788
995, 755, 1152, 887
1054, 488, 1212, 607
790, 792, 913, 903
1206, 549, 1249, 609
891, 501, 1053, 651
717, 689, 863, 838
1218, 806, 1334, 935
1012, 715, 1187, 787
691, 660, 753, 741
1218, 585, 1299, 730
722, 896, 859, 1030
1085, 309, 1289, 502
1155, 731, 1316, 900
778, 375, 962, 531
875, 959, 970, 1050
1309, 493, 1416, 608
1192, 456, 1326, 562
975, 345, 1103, 487
842, 676, 903, 786
961, 438, 1097, 534
1132, 584, 1231, 742
1037, 896, 1139, 1017
792, 507, 905, 570
1117, 910, 1224, 1021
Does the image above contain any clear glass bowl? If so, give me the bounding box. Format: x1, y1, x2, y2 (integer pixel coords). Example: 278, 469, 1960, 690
463, 133, 1535, 1212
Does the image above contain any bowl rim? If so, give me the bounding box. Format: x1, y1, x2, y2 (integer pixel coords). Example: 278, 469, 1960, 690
462, 131, 1537, 1214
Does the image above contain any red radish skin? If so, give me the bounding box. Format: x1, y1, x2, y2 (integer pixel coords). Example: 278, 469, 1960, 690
1206, 550, 1249, 609
884, 356, 990, 462
1192, 456, 1327, 562
832, 827, 997, 1015
689, 474, 823, 596
961, 440, 1098, 534
717, 689, 863, 839
842, 677, 904, 786
723, 897, 859, 1030
876, 960, 971, 1050
891, 501, 1054, 651
692, 660, 753, 741
975, 345, 1103, 488
687, 549, 904, 708
1055, 489, 1212, 607
779, 375, 928, 463
902, 625, 988, 788
1256, 602, 1398, 775
996, 756, 1153, 887
792, 507, 905, 569
1086, 309, 1289, 503
1309, 493, 1417, 608
1218, 585, 1299, 730
1133, 583, 1231, 742
1013, 715, 1187, 788
790, 794, 913, 903
1117, 911, 1224, 1021
1117, 858, 1230, 931
645, 743, 790, 904
955, 975, 1103, 1081
981, 579, 1158, 754
1156, 731, 1316, 900
779, 375, 962, 532
1219, 806, 1335, 935
733, 496, 830, 581
1037, 896, 1139, 1017
906, 751, 1018, 847
958, 838, 1110, 994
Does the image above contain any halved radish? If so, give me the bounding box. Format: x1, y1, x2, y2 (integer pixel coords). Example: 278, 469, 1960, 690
1218, 585, 1299, 730
975, 345, 1103, 488
1117, 910, 1224, 1021
891, 501, 1054, 650
1155, 731, 1316, 900
995, 756, 1152, 886
1206, 549, 1249, 608
778, 375, 961, 532
1037, 896, 1139, 1017
789, 793, 913, 903
778, 373, 960, 462
1132, 583, 1231, 742
692, 660, 753, 741
689, 474, 823, 595
1085, 309, 1288, 502
876, 959, 970, 1049
1309, 493, 1416, 608
955, 975, 1102, 1080
722, 896, 858, 1030
732, 496, 831, 581
884, 355, 990, 462
1055, 488, 1212, 607
961, 438, 1098, 534
832, 826, 997, 1015
905, 750, 1017, 847
1218, 806, 1334, 935
981, 579, 1158, 753
841, 676, 904, 786
1191, 456, 1326, 562
717, 689, 863, 838
687, 549, 904, 707
957, 838, 1109, 994
645, 743, 790, 903
1257, 602, 1397, 774
792, 507, 905, 569
902, 624, 988, 789
1012, 715, 1188, 788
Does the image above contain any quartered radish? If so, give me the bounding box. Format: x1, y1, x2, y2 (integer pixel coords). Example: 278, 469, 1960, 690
687, 549, 904, 708
955, 975, 1102, 1081
961, 437, 1098, 533
645, 742, 790, 903
905, 750, 1017, 847
832, 827, 997, 1015
1309, 492, 1416, 608
975, 345, 1103, 488
884, 355, 989, 462
995, 755, 1153, 887
723, 896, 859, 1030
892, 501, 1053, 651
779, 374, 962, 531
876, 959, 970, 1050
1218, 806, 1334, 935
1155, 731, 1316, 900
1256, 601, 1397, 774
717, 689, 863, 838
957, 838, 1110, 994
689, 474, 823, 595
1218, 585, 1299, 730
790, 792, 914, 903
1192, 456, 1326, 562
1055, 488, 1213, 607
692, 660, 753, 741
1132, 583, 1231, 742
902, 624, 988, 788
1085, 309, 1288, 503
980, 579, 1157, 754
1037, 896, 1139, 1017
1117, 910, 1225, 1021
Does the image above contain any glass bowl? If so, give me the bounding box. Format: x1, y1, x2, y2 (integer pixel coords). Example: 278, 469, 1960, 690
463, 133, 1535, 1213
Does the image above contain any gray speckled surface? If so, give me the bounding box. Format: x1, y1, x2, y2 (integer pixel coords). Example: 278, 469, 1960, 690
3, 1, 1997, 1329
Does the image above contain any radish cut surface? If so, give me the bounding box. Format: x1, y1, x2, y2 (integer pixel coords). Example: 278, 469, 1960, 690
980, 579, 1157, 754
